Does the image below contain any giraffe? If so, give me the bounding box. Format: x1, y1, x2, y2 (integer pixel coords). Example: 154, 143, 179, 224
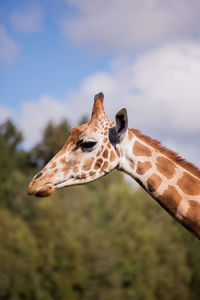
29, 92, 200, 239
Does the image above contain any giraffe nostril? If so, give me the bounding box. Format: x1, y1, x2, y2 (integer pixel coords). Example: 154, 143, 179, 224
34, 172, 43, 180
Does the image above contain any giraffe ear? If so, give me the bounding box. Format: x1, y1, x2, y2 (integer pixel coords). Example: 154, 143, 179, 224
115, 108, 128, 139
109, 108, 128, 143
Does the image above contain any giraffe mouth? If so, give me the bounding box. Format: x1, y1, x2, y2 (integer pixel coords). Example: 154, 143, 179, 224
33, 184, 55, 197
30, 170, 107, 197
52, 170, 107, 189
52, 176, 88, 189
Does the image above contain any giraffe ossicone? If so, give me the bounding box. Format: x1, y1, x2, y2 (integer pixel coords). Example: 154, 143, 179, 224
29, 92, 200, 239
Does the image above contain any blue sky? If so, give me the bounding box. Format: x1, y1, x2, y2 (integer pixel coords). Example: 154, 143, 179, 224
0, 0, 111, 108
1, 0, 200, 167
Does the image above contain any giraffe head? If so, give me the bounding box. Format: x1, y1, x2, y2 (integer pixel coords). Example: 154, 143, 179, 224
28, 92, 128, 197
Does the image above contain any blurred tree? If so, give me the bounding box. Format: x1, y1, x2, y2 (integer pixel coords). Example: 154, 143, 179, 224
79, 115, 89, 125
0, 118, 200, 300
181, 230, 200, 299
0, 119, 22, 150
0, 120, 35, 216
0, 208, 42, 299
31, 120, 71, 167
0, 120, 22, 183
30, 196, 86, 300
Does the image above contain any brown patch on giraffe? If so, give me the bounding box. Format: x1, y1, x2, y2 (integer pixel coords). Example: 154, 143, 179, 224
104, 131, 107, 136
136, 161, 152, 175
54, 168, 58, 174
59, 157, 65, 164
133, 141, 152, 157
71, 159, 80, 167
89, 171, 96, 179
82, 157, 94, 171
128, 130, 133, 141
131, 129, 200, 179
62, 168, 69, 176
50, 162, 57, 169
177, 172, 200, 195
73, 167, 79, 173
99, 169, 104, 175
129, 159, 134, 169
95, 158, 103, 169
147, 174, 162, 192
97, 145, 104, 156
108, 143, 111, 149
156, 156, 176, 179
158, 185, 182, 215
103, 149, 109, 159
116, 147, 120, 157
110, 151, 116, 162
89, 171, 95, 176
102, 161, 108, 169
81, 173, 87, 179
182, 200, 200, 236
103, 137, 108, 143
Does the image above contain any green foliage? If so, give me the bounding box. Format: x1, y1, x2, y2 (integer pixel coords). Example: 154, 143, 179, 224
0, 119, 200, 299
30, 197, 86, 300
0, 120, 35, 215
31, 120, 71, 167
0, 120, 22, 185
78, 115, 89, 125
0, 120, 22, 150
0, 209, 40, 299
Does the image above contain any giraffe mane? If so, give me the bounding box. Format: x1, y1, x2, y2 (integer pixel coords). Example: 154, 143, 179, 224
131, 128, 200, 179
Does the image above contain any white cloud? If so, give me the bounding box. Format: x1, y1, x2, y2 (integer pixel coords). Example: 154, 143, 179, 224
64, 42, 200, 134
63, 0, 200, 52
0, 25, 20, 63
10, 6, 42, 33
5, 41, 200, 167
63, 42, 200, 166
0, 105, 14, 123
18, 95, 70, 148
126, 43, 200, 134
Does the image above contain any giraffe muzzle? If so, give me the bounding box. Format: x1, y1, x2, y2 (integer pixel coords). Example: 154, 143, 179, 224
28, 180, 55, 197
35, 185, 55, 197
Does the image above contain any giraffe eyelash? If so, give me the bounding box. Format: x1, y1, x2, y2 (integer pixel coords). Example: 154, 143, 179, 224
81, 141, 97, 151
73, 140, 97, 151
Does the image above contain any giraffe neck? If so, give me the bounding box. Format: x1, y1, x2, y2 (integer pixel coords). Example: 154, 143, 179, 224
118, 129, 200, 239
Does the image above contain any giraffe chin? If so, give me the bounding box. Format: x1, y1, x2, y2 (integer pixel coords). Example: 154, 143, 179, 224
35, 185, 55, 197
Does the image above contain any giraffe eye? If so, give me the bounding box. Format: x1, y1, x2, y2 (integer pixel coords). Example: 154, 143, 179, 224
81, 141, 97, 151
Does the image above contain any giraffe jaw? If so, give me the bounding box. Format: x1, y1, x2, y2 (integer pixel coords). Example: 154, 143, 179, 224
53, 170, 107, 189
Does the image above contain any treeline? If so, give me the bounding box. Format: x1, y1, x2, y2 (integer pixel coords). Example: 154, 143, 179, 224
0, 119, 200, 300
